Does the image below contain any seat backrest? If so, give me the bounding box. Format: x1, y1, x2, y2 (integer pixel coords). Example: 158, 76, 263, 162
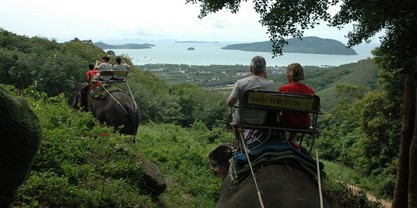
241, 90, 320, 113
236, 90, 320, 130
235, 90, 321, 157
99, 70, 128, 82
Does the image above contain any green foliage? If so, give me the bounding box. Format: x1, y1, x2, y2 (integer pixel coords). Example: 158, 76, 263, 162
185, 2, 415, 204
141, 63, 273, 88
317, 62, 403, 198
9, 88, 229, 207
4, 83, 392, 207
324, 179, 383, 208
136, 122, 228, 206
188, 0, 331, 56
61, 38, 104, 64
273, 58, 381, 112
323, 159, 395, 202
2, 25, 402, 205
168, 82, 229, 129
0, 29, 229, 130
0, 29, 107, 100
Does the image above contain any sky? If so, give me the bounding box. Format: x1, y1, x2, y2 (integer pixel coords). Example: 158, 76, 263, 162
0, 0, 383, 44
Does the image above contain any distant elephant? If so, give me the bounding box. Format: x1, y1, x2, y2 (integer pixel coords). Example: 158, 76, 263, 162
209, 143, 333, 208
73, 82, 141, 135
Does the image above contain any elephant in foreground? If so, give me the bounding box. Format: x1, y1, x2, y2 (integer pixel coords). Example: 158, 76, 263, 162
73, 82, 141, 135
209, 143, 333, 208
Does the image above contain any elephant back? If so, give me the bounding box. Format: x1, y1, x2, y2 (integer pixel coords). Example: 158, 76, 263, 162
218, 163, 333, 208
89, 87, 141, 135
91, 85, 126, 99
216, 137, 332, 208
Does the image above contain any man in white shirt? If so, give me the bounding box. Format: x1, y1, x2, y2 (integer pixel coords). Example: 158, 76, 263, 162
227, 56, 275, 125
93, 56, 112, 81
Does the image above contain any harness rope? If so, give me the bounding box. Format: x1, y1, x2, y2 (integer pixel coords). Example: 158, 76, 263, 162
230, 90, 324, 207
98, 83, 128, 114
125, 80, 138, 114
314, 134, 324, 208
238, 127, 265, 208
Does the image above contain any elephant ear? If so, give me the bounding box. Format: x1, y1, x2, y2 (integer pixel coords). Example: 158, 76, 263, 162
81, 84, 89, 101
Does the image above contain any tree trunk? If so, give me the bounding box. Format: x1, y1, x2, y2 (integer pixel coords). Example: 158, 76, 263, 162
410, 135, 417, 207
392, 67, 416, 208
409, 58, 417, 208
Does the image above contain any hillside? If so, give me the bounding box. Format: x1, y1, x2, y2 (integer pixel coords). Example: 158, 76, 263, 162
94, 41, 155, 49
221, 36, 357, 55
0, 29, 398, 206
144, 59, 380, 112
272, 58, 381, 111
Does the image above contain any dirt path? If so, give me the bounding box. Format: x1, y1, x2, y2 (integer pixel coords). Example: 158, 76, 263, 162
343, 182, 392, 208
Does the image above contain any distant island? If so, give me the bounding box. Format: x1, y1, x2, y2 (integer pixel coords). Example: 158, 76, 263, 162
187, 47, 195, 50
94, 42, 155, 49
221, 37, 357, 55
176, 41, 220, 43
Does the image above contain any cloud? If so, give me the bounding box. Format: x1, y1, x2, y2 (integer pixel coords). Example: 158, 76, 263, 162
207, 17, 229, 28
0, 0, 383, 43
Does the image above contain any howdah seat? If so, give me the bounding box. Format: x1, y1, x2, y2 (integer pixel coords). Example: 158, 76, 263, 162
230, 89, 325, 207
91, 70, 129, 84
231, 89, 322, 154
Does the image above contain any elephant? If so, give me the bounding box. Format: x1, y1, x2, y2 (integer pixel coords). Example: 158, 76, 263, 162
209, 143, 334, 208
73, 82, 141, 135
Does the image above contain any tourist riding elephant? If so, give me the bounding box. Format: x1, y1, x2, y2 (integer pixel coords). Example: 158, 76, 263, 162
73, 82, 141, 135
209, 143, 334, 208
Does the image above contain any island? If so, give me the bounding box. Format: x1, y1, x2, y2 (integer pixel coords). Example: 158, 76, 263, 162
221, 36, 357, 55
94, 42, 155, 49
187, 47, 195, 50
176, 41, 220, 43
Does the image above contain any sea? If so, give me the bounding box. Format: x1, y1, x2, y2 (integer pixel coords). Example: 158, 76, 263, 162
105, 41, 380, 67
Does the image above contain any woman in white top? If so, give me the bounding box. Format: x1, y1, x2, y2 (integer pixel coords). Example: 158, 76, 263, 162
113, 56, 131, 79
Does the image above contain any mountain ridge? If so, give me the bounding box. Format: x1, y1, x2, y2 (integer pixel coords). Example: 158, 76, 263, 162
94, 41, 155, 49
221, 36, 357, 55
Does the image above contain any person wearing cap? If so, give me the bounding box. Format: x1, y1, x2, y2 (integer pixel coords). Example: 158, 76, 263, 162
93, 56, 112, 81
0, 85, 42, 208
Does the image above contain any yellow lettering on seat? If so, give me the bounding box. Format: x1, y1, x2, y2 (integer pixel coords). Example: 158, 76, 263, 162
113, 71, 127, 76
247, 92, 313, 110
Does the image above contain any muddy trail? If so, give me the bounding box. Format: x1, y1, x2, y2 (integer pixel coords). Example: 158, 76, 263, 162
343, 182, 392, 208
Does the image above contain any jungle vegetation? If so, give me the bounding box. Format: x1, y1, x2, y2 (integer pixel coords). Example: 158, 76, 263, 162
187, 0, 416, 207
0, 28, 397, 207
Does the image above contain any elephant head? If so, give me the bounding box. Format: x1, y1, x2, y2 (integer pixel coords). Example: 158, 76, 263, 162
209, 143, 334, 208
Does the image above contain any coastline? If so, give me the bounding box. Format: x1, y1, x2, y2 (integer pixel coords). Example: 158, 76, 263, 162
104, 42, 379, 67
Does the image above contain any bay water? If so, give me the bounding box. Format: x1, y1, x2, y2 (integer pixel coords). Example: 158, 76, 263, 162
106, 41, 379, 67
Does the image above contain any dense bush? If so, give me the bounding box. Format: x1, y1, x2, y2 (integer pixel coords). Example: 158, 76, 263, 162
3, 87, 230, 207
3, 85, 383, 207
317, 61, 403, 198
0, 29, 230, 130
1, 28, 397, 206
324, 180, 382, 208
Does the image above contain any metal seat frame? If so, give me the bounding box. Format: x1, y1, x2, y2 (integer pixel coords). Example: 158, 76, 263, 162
232, 89, 322, 154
